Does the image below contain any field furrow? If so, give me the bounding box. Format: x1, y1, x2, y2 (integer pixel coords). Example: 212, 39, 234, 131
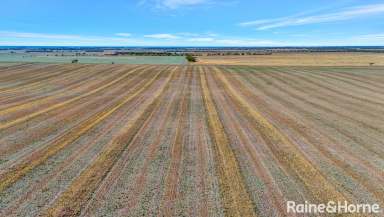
0, 64, 382, 217
200, 67, 257, 217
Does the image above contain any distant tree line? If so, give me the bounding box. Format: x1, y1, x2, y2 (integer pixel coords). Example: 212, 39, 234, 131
105, 51, 276, 57
205, 52, 272, 56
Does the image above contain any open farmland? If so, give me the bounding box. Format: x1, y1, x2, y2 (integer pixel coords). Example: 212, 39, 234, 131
0, 63, 384, 217
0, 53, 187, 65
197, 52, 384, 66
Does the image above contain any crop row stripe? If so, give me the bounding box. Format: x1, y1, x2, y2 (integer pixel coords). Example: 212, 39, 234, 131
0, 67, 161, 216
0, 92, 151, 216
224, 68, 377, 204
42, 67, 177, 217
0, 65, 93, 110
212, 67, 352, 206
0, 65, 99, 100
0, 64, 65, 84
303, 68, 384, 95
199, 66, 257, 217
291, 68, 384, 107
239, 67, 384, 160
0, 66, 160, 192
211, 71, 288, 216
0, 66, 151, 167
0, 65, 134, 117
107, 71, 185, 216
159, 67, 191, 217
262, 69, 384, 139
0, 63, 36, 73
263, 67, 384, 120
0, 65, 87, 93
0, 66, 146, 130
246, 67, 384, 161
322, 68, 384, 89
238, 68, 384, 203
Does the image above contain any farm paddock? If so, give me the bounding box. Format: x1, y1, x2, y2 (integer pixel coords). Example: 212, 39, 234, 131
197, 52, 384, 66
0, 64, 383, 217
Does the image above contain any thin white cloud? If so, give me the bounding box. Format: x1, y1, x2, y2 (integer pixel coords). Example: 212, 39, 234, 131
157, 0, 207, 9
240, 4, 384, 30
2, 30, 383, 46
139, 0, 210, 9
0, 31, 141, 46
214, 39, 282, 46
358, 33, 384, 39
0, 30, 285, 46
115, 33, 132, 37
187, 37, 215, 42
0, 31, 81, 40
178, 32, 218, 38
144, 33, 180, 39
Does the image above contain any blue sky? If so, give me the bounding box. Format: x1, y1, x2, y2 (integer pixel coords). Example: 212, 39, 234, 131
1, 0, 384, 46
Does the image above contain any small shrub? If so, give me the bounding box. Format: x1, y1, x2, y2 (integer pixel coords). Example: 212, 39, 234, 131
186, 54, 197, 62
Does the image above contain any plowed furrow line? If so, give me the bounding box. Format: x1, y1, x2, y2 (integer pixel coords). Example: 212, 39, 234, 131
0, 66, 146, 130
308, 69, 384, 95
274, 68, 384, 115
0, 63, 52, 74
41, 67, 175, 217
101, 69, 183, 216
231, 70, 384, 180
269, 67, 384, 109
0, 63, 36, 74
181, 69, 211, 217
1, 71, 159, 216
0, 66, 151, 167
239, 68, 384, 163
0, 64, 90, 92
246, 71, 384, 159
191, 70, 209, 217
0, 67, 94, 106
196, 128, 209, 217
339, 67, 384, 79
159, 67, 191, 217
0, 64, 62, 82
212, 67, 351, 209
0, 65, 113, 109
224, 70, 384, 205
320, 68, 384, 90
200, 67, 256, 217
0, 66, 144, 151
209, 72, 289, 216
0, 63, 100, 101
0, 65, 130, 118
262, 68, 384, 121
0, 65, 97, 104
0, 66, 161, 192
258, 71, 384, 135
293, 70, 384, 106
0, 65, 81, 93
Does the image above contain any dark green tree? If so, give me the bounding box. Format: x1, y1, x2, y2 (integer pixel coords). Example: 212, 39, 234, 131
185, 54, 197, 62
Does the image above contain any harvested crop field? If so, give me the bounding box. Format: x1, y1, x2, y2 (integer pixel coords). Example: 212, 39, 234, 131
0, 63, 383, 217
197, 52, 384, 66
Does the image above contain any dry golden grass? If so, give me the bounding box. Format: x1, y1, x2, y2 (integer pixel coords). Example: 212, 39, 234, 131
197, 52, 384, 66
1, 64, 384, 216
200, 67, 257, 217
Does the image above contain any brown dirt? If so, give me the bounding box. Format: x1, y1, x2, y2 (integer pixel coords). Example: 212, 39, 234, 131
0, 64, 383, 217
